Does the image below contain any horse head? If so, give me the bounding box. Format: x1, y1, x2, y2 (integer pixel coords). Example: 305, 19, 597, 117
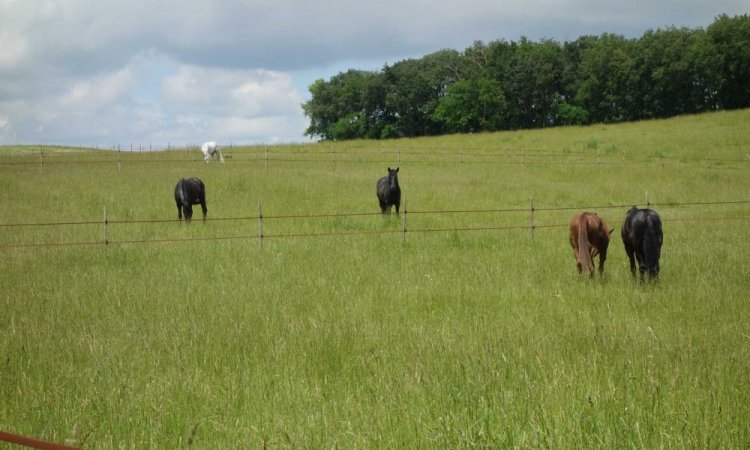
387, 166, 399, 190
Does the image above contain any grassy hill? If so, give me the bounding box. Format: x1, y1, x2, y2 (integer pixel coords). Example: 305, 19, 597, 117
1, 110, 749, 448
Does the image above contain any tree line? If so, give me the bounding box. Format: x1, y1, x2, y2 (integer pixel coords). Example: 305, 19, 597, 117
302, 14, 750, 140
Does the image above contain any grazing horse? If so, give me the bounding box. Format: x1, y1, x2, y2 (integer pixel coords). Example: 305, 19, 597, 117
174, 177, 207, 222
201, 141, 224, 163
569, 212, 613, 277
621, 207, 663, 281
376, 167, 401, 214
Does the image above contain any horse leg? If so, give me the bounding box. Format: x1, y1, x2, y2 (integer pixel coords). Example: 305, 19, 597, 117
177, 204, 183, 222
651, 265, 660, 282
635, 251, 648, 283
624, 245, 637, 279
218, 149, 224, 163
645, 255, 659, 281
569, 232, 582, 274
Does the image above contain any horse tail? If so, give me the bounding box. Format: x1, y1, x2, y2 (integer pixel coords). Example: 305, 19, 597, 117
643, 213, 661, 273
177, 178, 188, 206
578, 214, 594, 274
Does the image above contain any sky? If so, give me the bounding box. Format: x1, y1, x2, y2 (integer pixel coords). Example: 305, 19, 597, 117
0, 1, 747, 147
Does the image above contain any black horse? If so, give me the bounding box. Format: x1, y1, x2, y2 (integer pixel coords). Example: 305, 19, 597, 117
621, 207, 663, 281
174, 177, 207, 222
376, 167, 401, 214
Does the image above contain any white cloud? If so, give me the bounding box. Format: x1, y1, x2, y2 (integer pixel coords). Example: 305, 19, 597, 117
0, 29, 28, 69
212, 115, 301, 141
0, 0, 746, 145
58, 68, 135, 110
160, 64, 306, 143
163, 66, 301, 111
0, 49, 308, 145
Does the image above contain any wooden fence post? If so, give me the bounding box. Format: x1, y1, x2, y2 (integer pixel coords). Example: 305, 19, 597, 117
258, 202, 264, 249
103, 207, 109, 246
402, 198, 407, 244
530, 196, 535, 240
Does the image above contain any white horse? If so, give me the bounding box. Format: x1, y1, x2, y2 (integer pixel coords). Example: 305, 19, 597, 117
200, 141, 224, 163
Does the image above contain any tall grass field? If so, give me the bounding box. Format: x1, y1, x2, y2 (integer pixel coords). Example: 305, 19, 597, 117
1, 110, 749, 448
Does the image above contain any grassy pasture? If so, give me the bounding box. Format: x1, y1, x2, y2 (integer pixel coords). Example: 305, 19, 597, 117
1, 110, 750, 448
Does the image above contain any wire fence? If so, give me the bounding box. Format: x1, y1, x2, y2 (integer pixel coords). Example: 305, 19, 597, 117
2, 199, 748, 250
1, 144, 749, 170
0, 430, 81, 450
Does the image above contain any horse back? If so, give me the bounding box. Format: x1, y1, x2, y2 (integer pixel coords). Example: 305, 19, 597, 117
185, 178, 205, 202
622, 208, 662, 246
587, 213, 611, 250
175, 177, 205, 205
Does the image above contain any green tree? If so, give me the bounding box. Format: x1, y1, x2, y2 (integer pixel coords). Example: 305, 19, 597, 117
556, 101, 589, 125
433, 77, 508, 133
638, 27, 710, 117
708, 14, 750, 109
575, 34, 638, 122
503, 38, 565, 128
302, 15, 750, 140
302, 70, 385, 140
383, 50, 464, 137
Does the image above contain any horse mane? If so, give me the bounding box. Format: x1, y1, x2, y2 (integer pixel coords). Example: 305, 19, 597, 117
577, 214, 594, 273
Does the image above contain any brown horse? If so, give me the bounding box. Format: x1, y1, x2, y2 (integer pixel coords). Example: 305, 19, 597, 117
569, 212, 613, 277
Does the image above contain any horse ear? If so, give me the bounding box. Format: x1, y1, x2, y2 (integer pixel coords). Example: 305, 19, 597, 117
396, 167, 399, 172
609, 228, 615, 236
387, 167, 391, 171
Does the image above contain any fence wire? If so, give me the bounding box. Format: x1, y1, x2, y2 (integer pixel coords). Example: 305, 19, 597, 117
2, 146, 748, 169
1, 200, 748, 250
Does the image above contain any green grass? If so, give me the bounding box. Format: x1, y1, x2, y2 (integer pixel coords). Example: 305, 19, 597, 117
1, 110, 749, 448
